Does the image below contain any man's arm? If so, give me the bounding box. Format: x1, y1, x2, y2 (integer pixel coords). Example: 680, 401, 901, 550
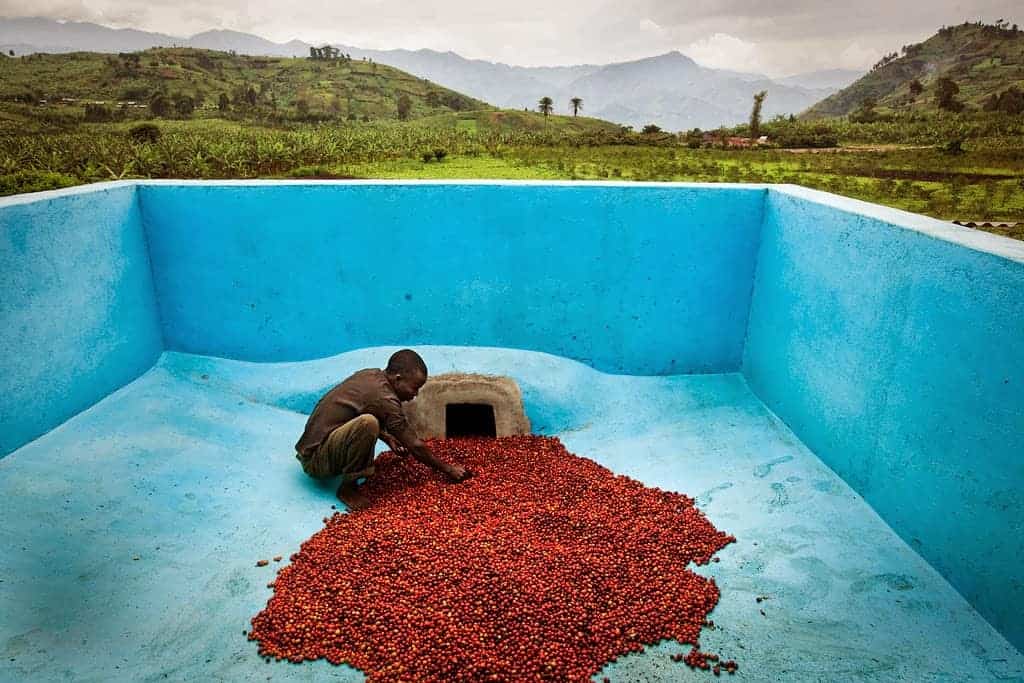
393, 427, 469, 482
378, 429, 409, 456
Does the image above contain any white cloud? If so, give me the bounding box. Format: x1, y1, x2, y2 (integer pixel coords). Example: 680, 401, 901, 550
686, 33, 761, 72
0, 0, 1021, 71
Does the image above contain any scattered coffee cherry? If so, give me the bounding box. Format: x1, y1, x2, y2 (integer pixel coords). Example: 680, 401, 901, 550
248, 436, 736, 682
273, 556, 282, 562
255, 559, 268, 567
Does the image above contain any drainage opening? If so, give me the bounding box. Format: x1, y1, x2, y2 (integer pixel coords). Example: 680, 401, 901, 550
445, 403, 497, 438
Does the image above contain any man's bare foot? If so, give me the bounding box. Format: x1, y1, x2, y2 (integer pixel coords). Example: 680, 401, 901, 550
336, 481, 371, 511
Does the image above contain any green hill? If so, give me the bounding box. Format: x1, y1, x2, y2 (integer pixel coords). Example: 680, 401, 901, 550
0, 47, 491, 123
804, 21, 1024, 118
0, 47, 622, 135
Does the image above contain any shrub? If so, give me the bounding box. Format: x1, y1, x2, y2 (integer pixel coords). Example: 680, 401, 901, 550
943, 138, 965, 155
286, 165, 334, 178
396, 94, 412, 120
84, 103, 112, 122
128, 123, 161, 144
433, 148, 448, 161
119, 87, 149, 101
421, 151, 434, 163
0, 170, 78, 196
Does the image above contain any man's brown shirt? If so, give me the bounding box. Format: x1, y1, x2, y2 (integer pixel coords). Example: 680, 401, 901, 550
295, 369, 413, 456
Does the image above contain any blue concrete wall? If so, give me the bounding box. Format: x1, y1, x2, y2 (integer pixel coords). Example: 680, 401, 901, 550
3, 179, 1022, 651
138, 182, 765, 375
0, 184, 163, 456
743, 186, 1024, 652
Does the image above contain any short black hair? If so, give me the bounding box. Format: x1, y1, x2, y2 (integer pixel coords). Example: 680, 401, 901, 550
386, 349, 427, 378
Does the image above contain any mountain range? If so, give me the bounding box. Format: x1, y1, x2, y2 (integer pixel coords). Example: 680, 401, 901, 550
0, 17, 862, 130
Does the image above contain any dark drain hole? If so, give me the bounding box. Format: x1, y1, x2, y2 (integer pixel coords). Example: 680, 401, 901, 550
445, 403, 497, 438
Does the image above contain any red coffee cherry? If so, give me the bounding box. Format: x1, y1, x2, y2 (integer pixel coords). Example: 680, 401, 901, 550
248, 436, 736, 681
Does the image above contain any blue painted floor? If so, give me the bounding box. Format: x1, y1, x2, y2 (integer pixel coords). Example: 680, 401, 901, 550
1, 346, 1021, 682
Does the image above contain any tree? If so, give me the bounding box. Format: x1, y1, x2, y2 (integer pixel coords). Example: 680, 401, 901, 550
569, 97, 583, 117
84, 103, 112, 122
396, 93, 412, 120
749, 90, 767, 139
984, 86, 1024, 114
850, 96, 879, 123
935, 77, 963, 112
218, 93, 230, 111
174, 95, 194, 118
908, 79, 924, 100
149, 93, 171, 118
538, 96, 554, 123
641, 124, 662, 134
7, 50, 13, 56
245, 86, 258, 107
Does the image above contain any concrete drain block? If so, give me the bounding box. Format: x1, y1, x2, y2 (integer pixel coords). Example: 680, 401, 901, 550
404, 373, 531, 439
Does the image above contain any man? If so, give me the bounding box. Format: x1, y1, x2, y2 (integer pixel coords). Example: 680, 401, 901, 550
295, 349, 470, 510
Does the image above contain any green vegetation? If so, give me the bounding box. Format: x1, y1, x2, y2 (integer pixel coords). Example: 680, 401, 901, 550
0, 47, 491, 125
3, 116, 1021, 238
806, 21, 1024, 118
1, 45, 1022, 241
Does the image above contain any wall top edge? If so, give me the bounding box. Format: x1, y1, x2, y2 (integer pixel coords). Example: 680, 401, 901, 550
770, 184, 1024, 265
0, 179, 138, 209
0, 179, 770, 208
3, 180, 1021, 265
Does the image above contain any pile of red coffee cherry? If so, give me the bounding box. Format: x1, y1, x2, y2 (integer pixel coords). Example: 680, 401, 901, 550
249, 435, 736, 681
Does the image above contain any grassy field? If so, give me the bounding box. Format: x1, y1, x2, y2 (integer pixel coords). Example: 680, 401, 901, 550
2, 99, 1022, 241
4, 116, 1021, 238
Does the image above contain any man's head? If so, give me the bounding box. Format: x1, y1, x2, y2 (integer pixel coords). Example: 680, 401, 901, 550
385, 349, 428, 401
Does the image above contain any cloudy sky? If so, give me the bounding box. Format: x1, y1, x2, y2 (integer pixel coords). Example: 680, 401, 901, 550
1, 0, 1021, 75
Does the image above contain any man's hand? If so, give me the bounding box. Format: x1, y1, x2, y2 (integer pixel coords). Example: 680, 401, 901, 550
444, 463, 472, 482
380, 432, 409, 456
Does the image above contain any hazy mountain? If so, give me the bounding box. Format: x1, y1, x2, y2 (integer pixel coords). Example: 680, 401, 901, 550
1, 16, 839, 129
327, 48, 833, 129
777, 69, 863, 91
331, 45, 603, 114
0, 17, 181, 52
805, 22, 1024, 118
188, 29, 309, 56
551, 51, 835, 130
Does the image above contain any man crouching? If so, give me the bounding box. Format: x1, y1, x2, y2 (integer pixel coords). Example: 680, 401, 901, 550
294, 349, 470, 510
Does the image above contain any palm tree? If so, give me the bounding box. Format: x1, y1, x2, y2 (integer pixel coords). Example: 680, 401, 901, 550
569, 97, 583, 117
749, 90, 767, 140
538, 96, 554, 126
